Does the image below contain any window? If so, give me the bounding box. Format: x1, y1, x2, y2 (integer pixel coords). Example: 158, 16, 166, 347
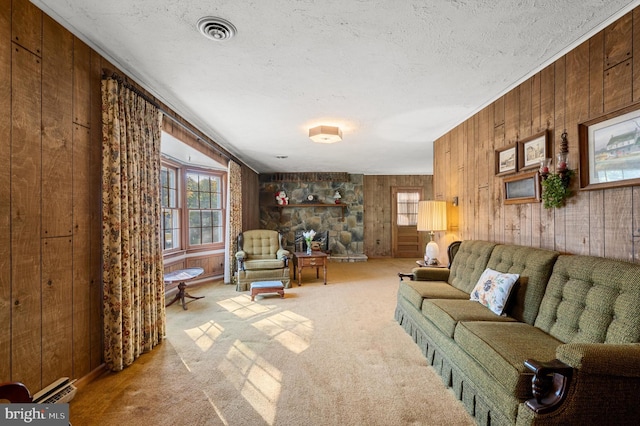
161, 165, 181, 250
397, 191, 420, 226
186, 171, 224, 247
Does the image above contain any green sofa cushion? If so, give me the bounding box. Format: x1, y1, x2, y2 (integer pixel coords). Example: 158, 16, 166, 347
486, 244, 559, 325
448, 241, 497, 293
454, 321, 561, 400
422, 299, 517, 337
535, 255, 640, 344
398, 281, 469, 310
244, 259, 286, 270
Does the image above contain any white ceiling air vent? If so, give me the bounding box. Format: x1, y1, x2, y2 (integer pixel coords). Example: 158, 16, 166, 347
197, 17, 237, 41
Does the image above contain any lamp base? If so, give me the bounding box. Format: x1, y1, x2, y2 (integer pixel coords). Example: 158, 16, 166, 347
425, 240, 440, 266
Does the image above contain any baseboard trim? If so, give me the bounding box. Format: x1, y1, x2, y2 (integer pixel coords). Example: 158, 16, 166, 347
74, 364, 107, 390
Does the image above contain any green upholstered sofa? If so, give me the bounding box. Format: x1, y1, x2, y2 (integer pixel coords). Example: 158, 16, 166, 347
395, 240, 640, 425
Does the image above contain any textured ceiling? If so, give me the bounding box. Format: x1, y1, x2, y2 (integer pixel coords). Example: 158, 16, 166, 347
32, 0, 640, 174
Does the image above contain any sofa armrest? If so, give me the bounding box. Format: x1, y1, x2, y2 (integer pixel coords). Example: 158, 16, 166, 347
524, 343, 640, 416
523, 358, 573, 414
235, 250, 247, 270
556, 343, 640, 376
412, 267, 450, 281
277, 249, 290, 267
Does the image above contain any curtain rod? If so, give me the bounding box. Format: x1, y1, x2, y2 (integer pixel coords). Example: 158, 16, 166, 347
102, 70, 234, 163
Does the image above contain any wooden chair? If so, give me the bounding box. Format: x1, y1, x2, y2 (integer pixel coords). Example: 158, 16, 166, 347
0, 381, 32, 403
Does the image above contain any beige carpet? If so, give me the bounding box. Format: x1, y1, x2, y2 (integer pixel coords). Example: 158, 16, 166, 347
69, 259, 474, 425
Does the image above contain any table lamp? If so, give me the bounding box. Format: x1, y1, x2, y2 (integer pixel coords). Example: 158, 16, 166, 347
417, 200, 447, 265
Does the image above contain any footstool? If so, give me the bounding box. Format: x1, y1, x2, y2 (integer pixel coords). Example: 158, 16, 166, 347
250, 281, 285, 301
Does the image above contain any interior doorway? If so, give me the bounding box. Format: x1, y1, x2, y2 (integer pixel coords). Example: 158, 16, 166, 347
391, 187, 424, 258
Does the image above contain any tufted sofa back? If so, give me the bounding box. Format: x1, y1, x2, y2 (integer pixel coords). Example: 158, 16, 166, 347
238, 230, 283, 259
486, 245, 559, 325
535, 255, 640, 344
448, 240, 497, 293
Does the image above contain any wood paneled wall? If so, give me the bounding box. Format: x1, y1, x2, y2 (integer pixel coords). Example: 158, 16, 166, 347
242, 165, 260, 230
0, 0, 103, 390
434, 9, 640, 263
1, 0, 257, 391
363, 175, 433, 257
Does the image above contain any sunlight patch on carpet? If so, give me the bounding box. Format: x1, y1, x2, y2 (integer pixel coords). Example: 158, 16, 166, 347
217, 294, 276, 318
219, 340, 282, 425
251, 310, 314, 354
184, 320, 224, 352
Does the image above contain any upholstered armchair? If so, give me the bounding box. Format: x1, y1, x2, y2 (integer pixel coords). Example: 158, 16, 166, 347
235, 230, 291, 291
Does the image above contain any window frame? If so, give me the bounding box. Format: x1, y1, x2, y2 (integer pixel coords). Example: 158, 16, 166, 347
183, 166, 226, 252
160, 161, 182, 254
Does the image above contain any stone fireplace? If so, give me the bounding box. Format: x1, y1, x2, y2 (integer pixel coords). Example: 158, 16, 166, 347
259, 173, 367, 261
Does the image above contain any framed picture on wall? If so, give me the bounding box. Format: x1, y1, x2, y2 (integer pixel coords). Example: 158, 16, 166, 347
518, 130, 549, 171
503, 171, 540, 204
579, 103, 640, 190
495, 144, 518, 176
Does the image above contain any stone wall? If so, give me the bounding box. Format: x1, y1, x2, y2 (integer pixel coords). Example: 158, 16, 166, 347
259, 174, 364, 257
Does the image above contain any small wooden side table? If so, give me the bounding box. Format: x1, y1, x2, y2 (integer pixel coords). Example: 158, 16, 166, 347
164, 267, 205, 310
293, 251, 328, 286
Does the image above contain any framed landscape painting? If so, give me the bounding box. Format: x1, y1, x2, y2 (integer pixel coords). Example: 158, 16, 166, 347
495, 144, 517, 176
518, 130, 549, 171
579, 103, 640, 190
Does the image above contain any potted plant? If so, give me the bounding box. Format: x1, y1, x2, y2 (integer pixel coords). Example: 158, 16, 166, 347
541, 169, 573, 209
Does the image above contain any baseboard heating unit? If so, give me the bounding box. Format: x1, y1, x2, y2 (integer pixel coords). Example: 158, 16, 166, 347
32, 377, 77, 404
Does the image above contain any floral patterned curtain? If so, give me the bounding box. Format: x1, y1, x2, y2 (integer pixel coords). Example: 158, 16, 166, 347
228, 160, 243, 283
101, 77, 165, 371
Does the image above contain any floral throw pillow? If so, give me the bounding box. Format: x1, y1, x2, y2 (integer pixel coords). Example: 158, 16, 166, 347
470, 268, 519, 315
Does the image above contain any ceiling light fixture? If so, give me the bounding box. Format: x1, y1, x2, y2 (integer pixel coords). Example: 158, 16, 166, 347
309, 125, 342, 144
197, 17, 237, 41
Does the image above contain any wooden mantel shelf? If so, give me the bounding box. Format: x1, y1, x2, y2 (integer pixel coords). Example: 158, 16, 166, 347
276, 203, 347, 208
272, 203, 348, 220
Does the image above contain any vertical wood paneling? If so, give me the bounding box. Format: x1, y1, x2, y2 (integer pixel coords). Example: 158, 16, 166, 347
89, 51, 104, 370
363, 175, 433, 257
73, 38, 91, 127
565, 42, 591, 255
604, 12, 632, 70
518, 81, 533, 246
634, 9, 640, 102
589, 190, 606, 257
42, 15, 73, 238
73, 124, 92, 378
634, 187, 640, 238
0, 0, 12, 382
539, 65, 555, 250
11, 0, 41, 57
11, 44, 42, 390
604, 59, 633, 111
42, 237, 73, 386
553, 57, 567, 253
590, 32, 605, 116
604, 188, 634, 261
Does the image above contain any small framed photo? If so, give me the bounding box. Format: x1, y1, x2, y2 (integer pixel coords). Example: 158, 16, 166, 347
579, 103, 640, 190
503, 171, 541, 204
495, 143, 518, 176
518, 130, 549, 171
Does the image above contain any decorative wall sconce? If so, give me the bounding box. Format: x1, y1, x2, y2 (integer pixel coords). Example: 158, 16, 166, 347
540, 130, 574, 209
452, 196, 459, 207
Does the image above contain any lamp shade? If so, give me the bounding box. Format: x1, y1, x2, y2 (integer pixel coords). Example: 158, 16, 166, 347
417, 200, 447, 232
309, 125, 342, 143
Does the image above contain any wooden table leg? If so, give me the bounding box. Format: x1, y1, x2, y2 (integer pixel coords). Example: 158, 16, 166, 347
323, 262, 327, 285
166, 282, 204, 310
